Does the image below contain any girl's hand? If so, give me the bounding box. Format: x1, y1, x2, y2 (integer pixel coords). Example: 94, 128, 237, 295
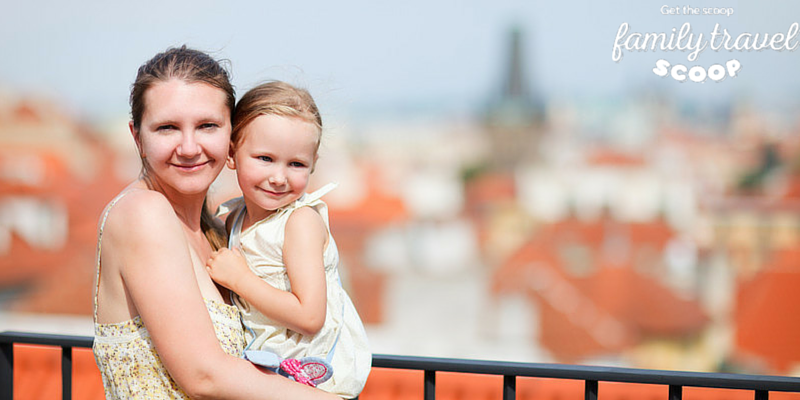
206, 248, 251, 291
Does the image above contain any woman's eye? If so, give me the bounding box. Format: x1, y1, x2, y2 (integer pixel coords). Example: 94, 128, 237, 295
157, 124, 177, 131
200, 123, 219, 130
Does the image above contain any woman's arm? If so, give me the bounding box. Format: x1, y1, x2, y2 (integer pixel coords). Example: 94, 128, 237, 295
206, 206, 328, 335
109, 191, 337, 400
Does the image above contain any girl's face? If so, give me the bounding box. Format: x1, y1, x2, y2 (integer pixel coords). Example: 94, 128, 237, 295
228, 114, 319, 221
132, 79, 232, 198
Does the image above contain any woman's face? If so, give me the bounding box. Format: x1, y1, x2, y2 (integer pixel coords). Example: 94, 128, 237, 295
133, 79, 232, 198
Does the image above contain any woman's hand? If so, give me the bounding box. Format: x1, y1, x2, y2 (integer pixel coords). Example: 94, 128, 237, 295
206, 248, 251, 292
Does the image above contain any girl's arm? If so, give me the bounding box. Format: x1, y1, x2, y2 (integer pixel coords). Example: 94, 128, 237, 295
109, 191, 336, 400
206, 206, 328, 335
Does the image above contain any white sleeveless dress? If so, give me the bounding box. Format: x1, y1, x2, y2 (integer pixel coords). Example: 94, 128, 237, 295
221, 183, 371, 399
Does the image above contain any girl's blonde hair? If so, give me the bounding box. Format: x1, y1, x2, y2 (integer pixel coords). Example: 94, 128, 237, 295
231, 81, 322, 152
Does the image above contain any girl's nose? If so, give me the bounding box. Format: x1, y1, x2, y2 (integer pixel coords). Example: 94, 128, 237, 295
268, 170, 287, 186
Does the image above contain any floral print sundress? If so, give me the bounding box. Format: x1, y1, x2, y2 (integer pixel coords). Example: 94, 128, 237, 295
92, 192, 246, 399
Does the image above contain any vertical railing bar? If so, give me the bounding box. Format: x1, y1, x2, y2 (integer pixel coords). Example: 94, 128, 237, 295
585, 380, 598, 400
669, 385, 683, 400
755, 390, 768, 400
62, 346, 73, 400
0, 342, 13, 400
424, 370, 436, 400
503, 375, 516, 400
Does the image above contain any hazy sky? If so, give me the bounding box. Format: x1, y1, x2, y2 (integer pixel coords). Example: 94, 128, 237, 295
2, 0, 799, 121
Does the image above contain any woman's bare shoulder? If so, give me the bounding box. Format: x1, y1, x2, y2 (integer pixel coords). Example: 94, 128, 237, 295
103, 187, 179, 241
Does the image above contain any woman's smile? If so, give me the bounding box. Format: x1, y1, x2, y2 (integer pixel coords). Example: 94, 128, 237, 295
171, 160, 211, 172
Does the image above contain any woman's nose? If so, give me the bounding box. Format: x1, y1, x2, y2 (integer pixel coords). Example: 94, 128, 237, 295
176, 131, 201, 157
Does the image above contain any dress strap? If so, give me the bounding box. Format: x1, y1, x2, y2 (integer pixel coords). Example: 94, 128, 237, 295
301, 182, 338, 205
216, 196, 245, 218
223, 199, 254, 352
93, 190, 132, 324
228, 202, 246, 250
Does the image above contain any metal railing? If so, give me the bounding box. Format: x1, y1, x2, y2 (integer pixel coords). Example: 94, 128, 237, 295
1, 331, 93, 400
3, 330, 800, 400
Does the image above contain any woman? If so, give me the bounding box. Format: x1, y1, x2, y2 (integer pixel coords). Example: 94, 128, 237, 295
92, 46, 341, 399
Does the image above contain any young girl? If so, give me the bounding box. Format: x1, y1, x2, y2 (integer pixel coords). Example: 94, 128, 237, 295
206, 81, 371, 399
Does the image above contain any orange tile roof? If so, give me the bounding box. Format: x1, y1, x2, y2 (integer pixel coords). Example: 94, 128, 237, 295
492, 216, 707, 362
589, 265, 707, 336
586, 148, 646, 167
735, 247, 800, 373
325, 175, 408, 324
0, 144, 127, 315
543, 216, 675, 252
782, 176, 800, 199
328, 188, 408, 230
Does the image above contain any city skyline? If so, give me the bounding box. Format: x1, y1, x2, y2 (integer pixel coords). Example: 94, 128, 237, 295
2, 0, 800, 123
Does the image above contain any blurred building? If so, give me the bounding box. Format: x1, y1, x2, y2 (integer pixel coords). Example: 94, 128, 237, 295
483, 26, 546, 171
0, 96, 128, 315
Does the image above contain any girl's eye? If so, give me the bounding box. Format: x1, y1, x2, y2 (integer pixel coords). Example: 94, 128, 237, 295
257, 156, 272, 162
290, 161, 307, 168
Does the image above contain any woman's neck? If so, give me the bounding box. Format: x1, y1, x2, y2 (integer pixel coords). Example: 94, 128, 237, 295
138, 177, 206, 231
171, 200, 205, 231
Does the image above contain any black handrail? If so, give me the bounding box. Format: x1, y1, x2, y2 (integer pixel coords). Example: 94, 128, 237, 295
0, 331, 93, 400
371, 354, 800, 399
3, 330, 800, 400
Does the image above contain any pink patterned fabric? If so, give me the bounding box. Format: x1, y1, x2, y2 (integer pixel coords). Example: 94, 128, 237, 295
280, 359, 316, 387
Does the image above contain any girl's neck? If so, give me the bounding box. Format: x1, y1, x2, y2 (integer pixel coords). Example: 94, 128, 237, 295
241, 198, 277, 232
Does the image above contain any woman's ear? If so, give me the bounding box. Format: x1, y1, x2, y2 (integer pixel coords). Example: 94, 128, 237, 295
129, 121, 144, 158
226, 145, 237, 170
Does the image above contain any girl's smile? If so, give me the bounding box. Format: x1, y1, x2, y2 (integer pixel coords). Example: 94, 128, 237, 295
228, 114, 320, 224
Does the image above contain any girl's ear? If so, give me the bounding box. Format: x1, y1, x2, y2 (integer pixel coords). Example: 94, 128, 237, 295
311, 153, 319, 174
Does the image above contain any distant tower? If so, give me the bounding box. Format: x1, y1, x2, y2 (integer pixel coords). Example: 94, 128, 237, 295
505, 27, 529, 101
484, 26, 545, 171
